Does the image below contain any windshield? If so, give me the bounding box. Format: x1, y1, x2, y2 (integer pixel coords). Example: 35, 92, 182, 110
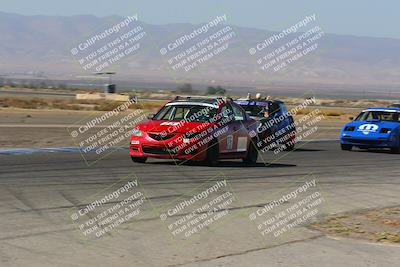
355, 111, 400, 122
153, 104, 218, 122
236, 101, 270, 118
239, 104, 266, 117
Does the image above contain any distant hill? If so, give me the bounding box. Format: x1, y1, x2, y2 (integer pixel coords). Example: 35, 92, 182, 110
1, 11, 400, 88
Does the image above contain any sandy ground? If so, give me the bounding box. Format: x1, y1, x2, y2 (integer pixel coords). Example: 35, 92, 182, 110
0, 109, 94, 148
313, 206, 400, 243
0, 108, 355, 149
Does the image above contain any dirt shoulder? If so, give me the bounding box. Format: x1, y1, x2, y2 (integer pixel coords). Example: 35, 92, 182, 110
0, 108, 349, 149
0, 109, 95, 148
0, 106, 354, 149
312, 206, 400, 244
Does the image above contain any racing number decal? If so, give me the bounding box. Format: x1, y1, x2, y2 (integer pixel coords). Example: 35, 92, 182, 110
227, 135, 233, 150
226, 135, 247, 151
237, 137, 248, 152
358, 124, 379, 135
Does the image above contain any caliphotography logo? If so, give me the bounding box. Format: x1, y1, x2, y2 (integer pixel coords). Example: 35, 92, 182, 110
1, 1, 400, 267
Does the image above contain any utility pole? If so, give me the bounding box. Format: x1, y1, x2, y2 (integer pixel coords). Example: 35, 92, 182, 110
95, 72, 116, 93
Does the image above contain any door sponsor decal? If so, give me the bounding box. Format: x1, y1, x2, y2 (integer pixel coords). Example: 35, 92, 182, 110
237, 137, 248, 152
226, 135, 233, 150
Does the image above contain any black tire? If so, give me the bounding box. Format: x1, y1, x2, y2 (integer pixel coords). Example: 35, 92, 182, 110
205, 140, 219, 166
390, 147, 400, 154
284, 143, 295, 151
284, 131, 296, 151
131, 156, 147, 163
284, 136, 296, 151
341, 144, 353, 151
243, 140, 258, 165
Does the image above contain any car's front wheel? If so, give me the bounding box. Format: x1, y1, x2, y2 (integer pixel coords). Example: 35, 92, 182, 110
131, 156, 147, 163
341, 144, 353, 151
205, 140, 219, 166
243, 140, 258, 165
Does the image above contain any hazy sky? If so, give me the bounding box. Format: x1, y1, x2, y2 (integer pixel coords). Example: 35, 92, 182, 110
1, 0, 399, 39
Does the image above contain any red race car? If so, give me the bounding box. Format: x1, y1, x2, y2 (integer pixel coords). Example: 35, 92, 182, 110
129, 97, 260, 165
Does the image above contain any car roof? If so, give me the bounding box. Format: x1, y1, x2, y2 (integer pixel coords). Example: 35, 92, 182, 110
234, 100, 269, 106
362, 107, 400, 112
234, 99, 283, 106
167, 97, 229, 108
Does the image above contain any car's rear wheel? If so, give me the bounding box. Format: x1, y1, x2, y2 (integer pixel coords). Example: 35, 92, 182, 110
280, 130, 296, 151
205, 140, 219, 166
284, 143, 295, 151
284, 134, 296, 151
243, 139, 258, 165
131, 156, 147, 163
341, 144, 353, 151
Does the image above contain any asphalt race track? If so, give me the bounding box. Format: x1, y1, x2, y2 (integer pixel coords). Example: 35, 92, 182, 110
0, 141, 399, 267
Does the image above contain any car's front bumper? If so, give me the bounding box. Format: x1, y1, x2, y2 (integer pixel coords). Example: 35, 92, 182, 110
340, 136, 396, 148
129, 138, 207, 161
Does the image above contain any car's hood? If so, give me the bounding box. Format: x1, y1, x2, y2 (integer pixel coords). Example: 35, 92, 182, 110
136, 120, 212, 134
343, 120, 400, 136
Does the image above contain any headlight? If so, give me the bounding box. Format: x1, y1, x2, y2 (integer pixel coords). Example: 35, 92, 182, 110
380, 128, 391, 134
131, 129, 143, 137
344, 126, 355, 131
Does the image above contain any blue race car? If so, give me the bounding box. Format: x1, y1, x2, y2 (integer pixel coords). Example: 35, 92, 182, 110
340, 107, 400, 153
234, 96, 296, 151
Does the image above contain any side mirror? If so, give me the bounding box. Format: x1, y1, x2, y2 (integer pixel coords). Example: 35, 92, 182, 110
147, 113, 155, 120
349, 117, 354, 121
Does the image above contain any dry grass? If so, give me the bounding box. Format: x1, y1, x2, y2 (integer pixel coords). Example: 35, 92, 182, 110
320, 99, 393, 108
291, 108, 347, 117
1, 91, 393, 118
313, 206, 400, 244
132, 101, 165, 111
0, 97, 166, 112
324, 111, 343, 117
0, 97, 350, 117
0, 98, 84, 110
